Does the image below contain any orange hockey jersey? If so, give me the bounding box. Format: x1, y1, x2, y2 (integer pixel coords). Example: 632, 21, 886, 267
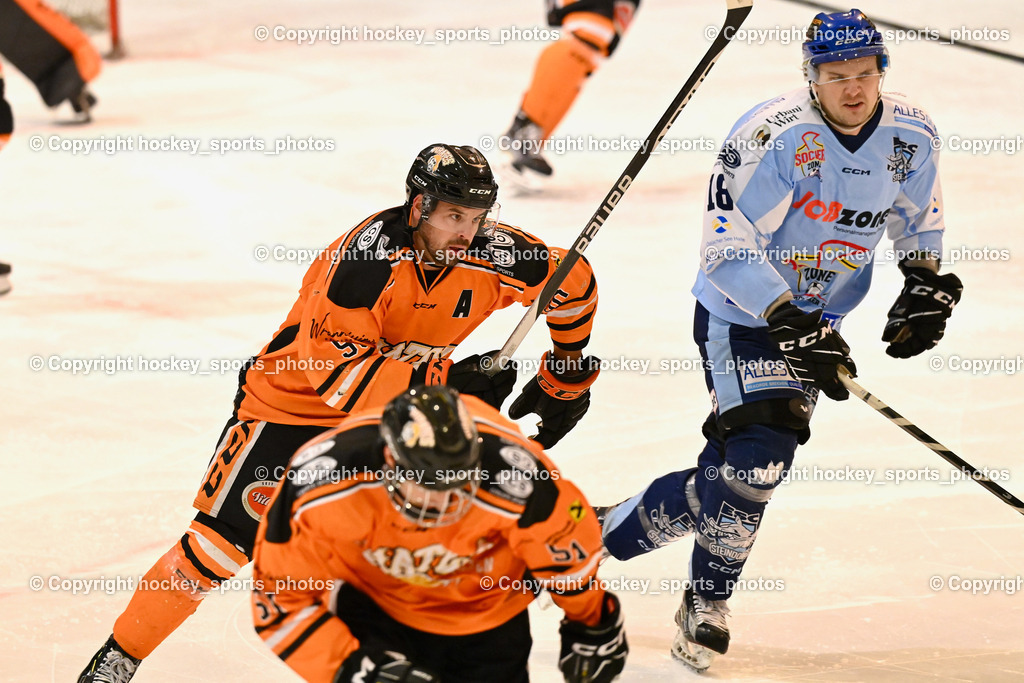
237, 206, 598, 426
250, 396, 606, 682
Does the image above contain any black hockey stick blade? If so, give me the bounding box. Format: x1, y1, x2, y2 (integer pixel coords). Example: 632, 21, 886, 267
486, 0, 754, 374
838, 369, 1024, 517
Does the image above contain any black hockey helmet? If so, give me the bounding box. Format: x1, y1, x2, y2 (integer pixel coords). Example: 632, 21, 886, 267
380, 385, 483, 526
404, 144, 499, 222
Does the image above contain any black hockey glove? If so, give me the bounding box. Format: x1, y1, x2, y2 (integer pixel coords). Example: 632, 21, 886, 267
508, 352, 600, 449
559, 592, 628, 683
882, 263, 963, 359
445, 350, 519, 410
334, 648, 438, 683
767, 302, 857, 401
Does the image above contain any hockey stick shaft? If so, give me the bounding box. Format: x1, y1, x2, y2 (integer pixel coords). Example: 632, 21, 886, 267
487, 0, 754, 373
838, 370, 1024, 517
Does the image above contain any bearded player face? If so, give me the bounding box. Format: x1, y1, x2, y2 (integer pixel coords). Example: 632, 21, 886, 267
411, 196, 485, 267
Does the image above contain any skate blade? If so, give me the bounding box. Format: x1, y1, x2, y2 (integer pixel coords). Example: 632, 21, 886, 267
670, 630, 716, 673
492, 155, 549, 194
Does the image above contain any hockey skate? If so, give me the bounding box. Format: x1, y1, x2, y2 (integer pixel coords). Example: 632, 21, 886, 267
671, 588, 730, 673
68, 88, 97, 124
0, 262, 11, 296
78, 635, 140, 683
494, 110, 553, 193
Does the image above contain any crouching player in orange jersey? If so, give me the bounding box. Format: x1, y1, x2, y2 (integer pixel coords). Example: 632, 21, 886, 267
78, 144, 602, 682
252, 385, 627, 683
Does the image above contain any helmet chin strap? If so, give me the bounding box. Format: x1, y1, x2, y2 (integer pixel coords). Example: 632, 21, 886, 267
808, 75, 885, 134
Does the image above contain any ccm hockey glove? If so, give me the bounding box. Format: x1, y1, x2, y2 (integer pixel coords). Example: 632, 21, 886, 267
410, 352, 518, 410
445, 350, 519, 410
882, 264, 963, 359
334, 648, 438, 683
767, 303, 856, 401
508, 352, 600, 448
559, 592, 628, 683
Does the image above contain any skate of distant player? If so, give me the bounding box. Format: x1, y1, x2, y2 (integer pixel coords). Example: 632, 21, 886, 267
498, 0, 641, 190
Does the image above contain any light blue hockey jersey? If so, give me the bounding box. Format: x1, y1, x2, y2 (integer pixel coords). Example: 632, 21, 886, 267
691, 87, 945, 327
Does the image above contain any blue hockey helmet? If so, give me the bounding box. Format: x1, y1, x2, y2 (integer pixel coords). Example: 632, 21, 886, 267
802, 9, 889, 83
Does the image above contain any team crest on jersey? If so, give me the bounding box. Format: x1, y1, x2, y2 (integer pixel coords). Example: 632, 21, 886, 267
242, 480, 278, 520
887, 137, 918, 182
700, 502, 760, 564
794, 132, 825, 177
426, 146, 456, 172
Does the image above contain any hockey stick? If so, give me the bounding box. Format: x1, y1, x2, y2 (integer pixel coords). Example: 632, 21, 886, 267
838, 369, 1024, 517
487, 0, 754, 372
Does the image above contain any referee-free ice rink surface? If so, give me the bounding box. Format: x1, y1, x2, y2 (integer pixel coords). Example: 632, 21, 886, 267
2, 0, 1022, 680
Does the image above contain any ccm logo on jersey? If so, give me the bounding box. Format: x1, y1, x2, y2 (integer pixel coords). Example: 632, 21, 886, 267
792, 191, 889, 229
842, 167, 870, 175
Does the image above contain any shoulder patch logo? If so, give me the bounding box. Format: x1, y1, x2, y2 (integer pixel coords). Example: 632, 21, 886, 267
717, 142, 741, 169
356, 220, 383, 251
887, 137, 918, 182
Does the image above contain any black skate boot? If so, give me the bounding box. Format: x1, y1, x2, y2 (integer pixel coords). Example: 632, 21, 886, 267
497, 110, 553, 191
671, 587, 730, 672
69, 87, 98, 124
78, 635, 140, 682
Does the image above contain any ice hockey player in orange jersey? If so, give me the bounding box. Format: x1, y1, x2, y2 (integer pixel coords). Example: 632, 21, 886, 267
252, 385, 628, 683
77, 144, 603, 682
499, 0, 640, 189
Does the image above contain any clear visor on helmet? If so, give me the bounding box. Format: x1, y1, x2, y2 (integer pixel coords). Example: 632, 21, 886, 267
421, 196, 500, 238
803, 49, 889, 85
385, 470, 480, 527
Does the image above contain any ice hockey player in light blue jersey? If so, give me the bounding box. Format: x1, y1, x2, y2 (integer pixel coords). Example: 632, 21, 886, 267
598, 8, 964, 674
694, 55, 944, 326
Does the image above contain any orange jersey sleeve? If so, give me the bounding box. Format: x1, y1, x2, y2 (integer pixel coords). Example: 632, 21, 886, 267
250, 398, 606, 681
237, 209, 599, 426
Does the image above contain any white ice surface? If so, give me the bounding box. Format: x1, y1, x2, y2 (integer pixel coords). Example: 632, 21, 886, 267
2, 1, 1022, 681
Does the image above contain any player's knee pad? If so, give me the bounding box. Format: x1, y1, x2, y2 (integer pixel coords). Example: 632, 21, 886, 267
170, 514, 251, 597
719, 424, 798, 501
719, 397, 813, 445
